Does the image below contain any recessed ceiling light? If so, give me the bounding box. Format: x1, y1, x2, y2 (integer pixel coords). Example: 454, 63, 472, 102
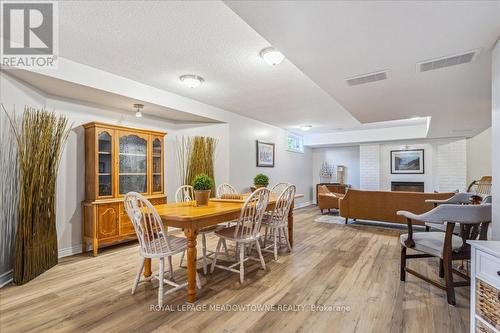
134, 103, 143, 118
260, 47, 285, 66
179, 74, 204, 88
300, 125, 312, 131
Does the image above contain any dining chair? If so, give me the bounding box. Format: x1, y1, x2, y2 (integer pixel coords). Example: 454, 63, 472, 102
175, 185, 227, 274
124, 192, 201, 306
217, 183, 238, 198
261, 184, 295, 260
397, 203, 491, 305
175, 185, 194, 203
210, 187, 270, 283
270, 182, 291, 196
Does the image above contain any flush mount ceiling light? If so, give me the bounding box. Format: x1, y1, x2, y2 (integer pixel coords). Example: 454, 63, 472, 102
260, 47, 285, 66
300, 125, 313, 131
134, 103, 143, 118
179, 74, 204, 88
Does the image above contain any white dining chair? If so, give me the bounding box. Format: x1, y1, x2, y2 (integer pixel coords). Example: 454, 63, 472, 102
217, 183, 238, 198
175, 185, 194, 203
261, 184, 295, 260
270, 182, 291, 196
210, 188, 270, 283
124, 192, 201, 306
175, 185, 227, 274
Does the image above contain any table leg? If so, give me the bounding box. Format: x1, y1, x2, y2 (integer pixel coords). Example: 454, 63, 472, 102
184, 227, 198, 303
288, 201, 294, 248
144, 258, 152, 278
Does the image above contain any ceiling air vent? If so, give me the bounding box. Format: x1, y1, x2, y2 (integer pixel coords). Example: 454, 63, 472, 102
346, 70, 388, 86
417, 49, 480, 72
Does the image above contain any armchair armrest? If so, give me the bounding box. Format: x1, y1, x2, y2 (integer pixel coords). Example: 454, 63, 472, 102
397, 210, 417, 248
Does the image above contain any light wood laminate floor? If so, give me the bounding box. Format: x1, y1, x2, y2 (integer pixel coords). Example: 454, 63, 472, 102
0, 206, 470, 333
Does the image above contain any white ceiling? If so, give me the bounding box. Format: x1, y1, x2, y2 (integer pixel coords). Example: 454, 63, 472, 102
226, 0, 500, 138
1, 69, 218, 123
56, 1, 358, 133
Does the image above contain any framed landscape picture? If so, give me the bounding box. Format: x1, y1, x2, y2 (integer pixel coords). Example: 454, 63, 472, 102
256, 140, 275, 167
390, 149, 424, 174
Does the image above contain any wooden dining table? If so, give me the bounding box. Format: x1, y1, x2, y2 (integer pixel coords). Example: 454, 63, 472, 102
145, 194, 303, 303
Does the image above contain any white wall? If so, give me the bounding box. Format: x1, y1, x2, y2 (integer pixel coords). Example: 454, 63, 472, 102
0, 72, 313, 263
466, 128, 492, 185
359, 144, 380, 190
311, 146, 360, 203
492, 41, 500, 241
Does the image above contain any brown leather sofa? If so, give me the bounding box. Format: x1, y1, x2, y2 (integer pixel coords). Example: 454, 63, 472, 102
317, 185, 345, 214
339, 189, 454, 225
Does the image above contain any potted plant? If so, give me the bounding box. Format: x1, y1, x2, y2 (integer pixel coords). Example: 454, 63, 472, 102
192, 173, 214, 206
254, 173, 269, 189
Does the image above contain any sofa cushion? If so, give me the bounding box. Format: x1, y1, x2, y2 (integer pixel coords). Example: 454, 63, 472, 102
400, 232, 463, 258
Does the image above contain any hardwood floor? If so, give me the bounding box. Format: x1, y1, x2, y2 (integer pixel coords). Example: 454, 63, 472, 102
0, 206, 470, 333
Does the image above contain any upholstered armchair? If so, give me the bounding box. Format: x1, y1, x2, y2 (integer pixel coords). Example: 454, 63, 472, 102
317, 185, 344, 214
397, 204, 491, 306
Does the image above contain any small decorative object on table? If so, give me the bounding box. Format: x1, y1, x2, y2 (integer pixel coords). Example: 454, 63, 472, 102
192, 173, 214, 206
254, 173, 269, 189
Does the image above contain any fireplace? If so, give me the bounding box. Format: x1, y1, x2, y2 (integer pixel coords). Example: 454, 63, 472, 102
391, 181, 424, 192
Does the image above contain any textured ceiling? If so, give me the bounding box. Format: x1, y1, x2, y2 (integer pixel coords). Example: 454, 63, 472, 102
226, 0, 500, 138
57, 1, 358, 132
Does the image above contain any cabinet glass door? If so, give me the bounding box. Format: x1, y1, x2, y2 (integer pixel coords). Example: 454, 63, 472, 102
152, 138, 162, 193
98, 131, 113, 197
119, 134, 148, 194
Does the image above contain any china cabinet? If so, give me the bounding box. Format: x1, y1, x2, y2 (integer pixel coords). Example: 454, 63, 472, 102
82, 122, 167, 256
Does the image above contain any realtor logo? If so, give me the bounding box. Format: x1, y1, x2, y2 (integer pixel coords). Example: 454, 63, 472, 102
1, 1, 58, 68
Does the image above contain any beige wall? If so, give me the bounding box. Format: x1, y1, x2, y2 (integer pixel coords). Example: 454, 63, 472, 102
466, 127, 492, 186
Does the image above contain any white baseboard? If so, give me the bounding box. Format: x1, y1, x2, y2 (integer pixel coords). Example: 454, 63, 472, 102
294, 201, 312, 209
58, 244, 84, 258
0, 270, 13, 288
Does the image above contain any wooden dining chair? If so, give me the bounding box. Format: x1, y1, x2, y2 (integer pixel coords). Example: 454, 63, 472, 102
397, 203, 491, 305
210, 188, 270, 283
261, 184, 295, 260
175, 185, 227, 274
124, 192, 201, 306
217, 183, 238, 198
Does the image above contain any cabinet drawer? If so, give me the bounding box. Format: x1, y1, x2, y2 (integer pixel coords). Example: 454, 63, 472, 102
476, 250, 500, 286
476, 279, 500, 331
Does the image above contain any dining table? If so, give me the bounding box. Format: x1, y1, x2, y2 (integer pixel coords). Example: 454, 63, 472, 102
144, 193, 303, 303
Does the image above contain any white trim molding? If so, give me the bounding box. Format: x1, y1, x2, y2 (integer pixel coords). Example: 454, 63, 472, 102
0, 270, 13, 288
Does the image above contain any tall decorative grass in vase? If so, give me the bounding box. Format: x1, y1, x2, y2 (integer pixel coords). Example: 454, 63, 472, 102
176, 136, 217, 197
3, 105, 71, 285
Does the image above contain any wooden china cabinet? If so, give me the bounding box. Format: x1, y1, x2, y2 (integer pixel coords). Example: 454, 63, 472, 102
82, 122, 167, 256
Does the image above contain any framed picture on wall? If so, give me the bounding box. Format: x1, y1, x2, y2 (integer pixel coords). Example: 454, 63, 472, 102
390, 149, 424, 174
256, 140, 275, 167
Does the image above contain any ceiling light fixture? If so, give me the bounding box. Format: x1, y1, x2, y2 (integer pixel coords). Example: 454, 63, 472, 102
260, 47, 285, 66
300, 125, 313, 131
179, 74, 204, 88
134, 103, 143, 118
